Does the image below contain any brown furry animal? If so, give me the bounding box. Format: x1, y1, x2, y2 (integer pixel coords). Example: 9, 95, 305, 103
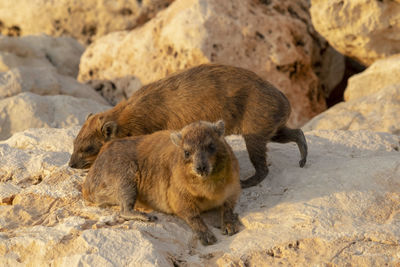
70, 64, 307, 188
82, 120, 241, 245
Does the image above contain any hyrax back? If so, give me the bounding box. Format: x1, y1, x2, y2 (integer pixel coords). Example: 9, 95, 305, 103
82, 120, 241, 245
71, 64, 308, 188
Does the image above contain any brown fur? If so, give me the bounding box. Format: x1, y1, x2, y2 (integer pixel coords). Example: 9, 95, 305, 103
70, 64, 308, 188
82, 120, 241, 245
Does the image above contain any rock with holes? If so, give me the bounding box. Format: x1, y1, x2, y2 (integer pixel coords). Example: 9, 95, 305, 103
0, 92, 110, 140
0, 0, 174, 45
0, 126, 399, 265
0, 66, 108, 104
310, 0, 400, 66
78, 0, 341, 127
0, 34, 84, 77
344, 55, 400, 101
303, 84, 400, 135
86, 75, 142, 105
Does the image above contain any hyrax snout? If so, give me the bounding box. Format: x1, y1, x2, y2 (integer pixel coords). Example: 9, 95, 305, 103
82, 120, 241, 245
71, 64, 308, 188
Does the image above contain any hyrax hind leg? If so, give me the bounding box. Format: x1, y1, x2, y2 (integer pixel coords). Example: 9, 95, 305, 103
118, 172, 157, 222
270, 126, 308, 167
241, 134, 269, 188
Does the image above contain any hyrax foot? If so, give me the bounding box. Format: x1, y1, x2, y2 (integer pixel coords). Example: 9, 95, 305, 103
222, 213, 241, 236
299, 158, 306, 168
120, 210, 158, 222
240, 167, 269, 189
198, 230, 217, 246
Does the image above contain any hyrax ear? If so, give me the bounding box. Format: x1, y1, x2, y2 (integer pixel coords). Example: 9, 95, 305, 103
213, 120, 225, 137
101, 121, 118, 140
170, 132, 182, 147
85, 113, 93, 121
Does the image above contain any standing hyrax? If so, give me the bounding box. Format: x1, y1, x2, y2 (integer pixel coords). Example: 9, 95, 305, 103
70, 64, 308, 188
82, 120, 241, 245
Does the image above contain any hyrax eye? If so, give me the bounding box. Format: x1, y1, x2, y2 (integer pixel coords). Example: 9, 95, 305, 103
184, 150, 191, 158
208, 143, 216, 152
83, 146, 95, 154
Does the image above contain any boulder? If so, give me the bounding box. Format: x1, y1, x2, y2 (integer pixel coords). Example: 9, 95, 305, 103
86, 76, 142, 105
0, 34, 84, 77
0, 0, 174, 45
0, 92, 110, 140
303, 84, 400, 135
345, 55, 400, 101
0, 127, 399, 265
0, 66, 108, 104
78, 0, 334, 127
310, 0, 400, 66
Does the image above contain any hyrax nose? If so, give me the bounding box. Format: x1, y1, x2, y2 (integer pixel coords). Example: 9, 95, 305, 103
196, 165, 207, 173
69, 161, 77, 168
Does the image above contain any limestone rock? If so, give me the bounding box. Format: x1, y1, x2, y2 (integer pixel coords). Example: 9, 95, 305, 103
0, 127, 399, 265
310, 0, 400, 66
0, 92, 110, 140
0, 127, 79, 188
86, 76, 142, 105
0, 0, 174, 45
0, 66, 107, 104
345, 55, 400, 101
0, 34, 84, 77
78, 0, 331, 127
303, 85, 400, 135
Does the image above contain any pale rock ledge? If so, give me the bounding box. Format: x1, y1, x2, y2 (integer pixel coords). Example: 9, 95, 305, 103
0, 127, 399, 266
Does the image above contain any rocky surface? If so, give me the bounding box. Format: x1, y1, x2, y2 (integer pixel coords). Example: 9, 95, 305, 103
303, 84, 400, 135
0, 66, 108, 104
0, 92, 110, 140
77, 0, 342, 127
0, 35, 84, 77
86, 76, 142, 106
0, 0, 174, 45
0, 0, 398, 265
0, 127, 399, 266
0, 34, 110, 140
304, 53, 400, 135
345, 55, 400, 101
310, 0, 400, 66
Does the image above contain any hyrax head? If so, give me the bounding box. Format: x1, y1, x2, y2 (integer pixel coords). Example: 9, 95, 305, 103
170, 120, 226, 178
69, 113, 118, 169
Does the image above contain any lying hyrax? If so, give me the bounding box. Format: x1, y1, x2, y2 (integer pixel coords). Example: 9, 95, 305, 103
82, 120, 241, 245
71, 64, 308, 188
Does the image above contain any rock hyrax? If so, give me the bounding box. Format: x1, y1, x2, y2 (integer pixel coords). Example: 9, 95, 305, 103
82, 120, 241, 245
71, 64, 308, 188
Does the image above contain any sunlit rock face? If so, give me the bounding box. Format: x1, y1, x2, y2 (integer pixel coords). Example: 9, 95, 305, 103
0, 35, 84, 77
345, 55, 400, 101
0, 0, 174, 45
310, 0, 400, 66
0, 93, 110, 140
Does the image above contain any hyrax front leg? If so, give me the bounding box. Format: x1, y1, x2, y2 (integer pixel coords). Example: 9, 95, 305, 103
182, 213, 217, 246
221, 200, 241, 236
169, 189, 217, 245
118, 180, 157, 222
